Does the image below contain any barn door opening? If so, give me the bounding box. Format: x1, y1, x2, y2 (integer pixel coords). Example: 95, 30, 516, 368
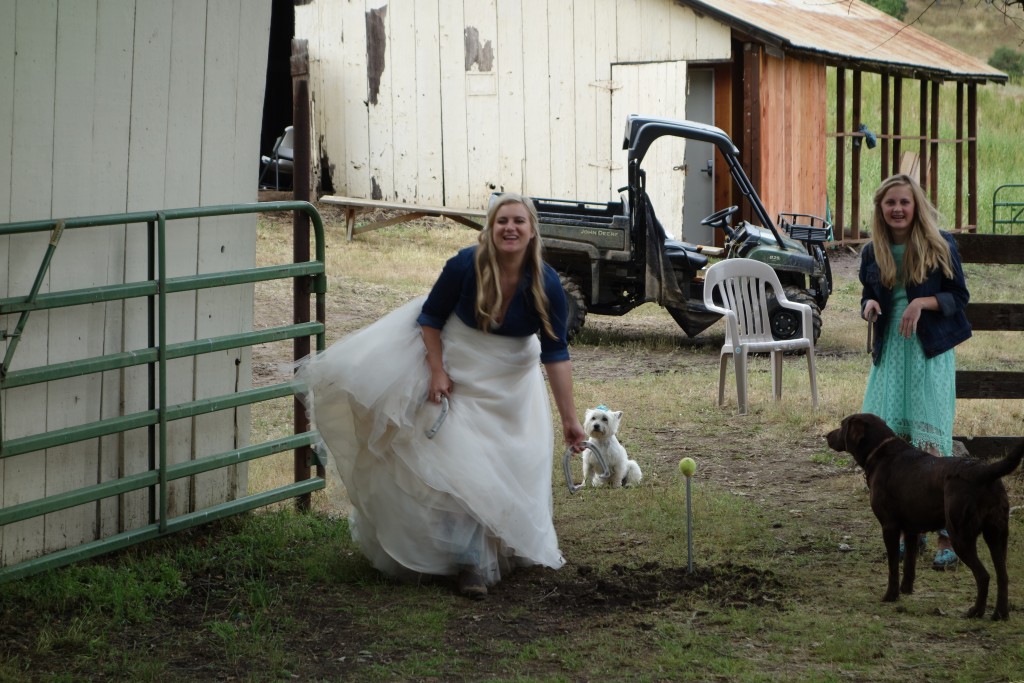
682, 68, 715, 245
610, 61, 688, 240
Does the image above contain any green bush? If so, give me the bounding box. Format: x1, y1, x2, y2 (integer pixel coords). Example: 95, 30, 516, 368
989, 46, 1024, 79
864, 0, 909, 20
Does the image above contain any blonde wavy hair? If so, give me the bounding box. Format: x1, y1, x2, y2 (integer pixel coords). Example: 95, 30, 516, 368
474, 193, 556, 338
870, 173, 953, 287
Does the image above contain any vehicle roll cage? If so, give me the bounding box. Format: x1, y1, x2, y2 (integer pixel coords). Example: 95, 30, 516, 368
623, 114, 786, 250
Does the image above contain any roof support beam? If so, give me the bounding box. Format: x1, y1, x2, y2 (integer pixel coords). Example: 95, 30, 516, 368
969, 83, 978, 231
835, 68, 846, 240
851, 71, 863, 239
742, 42, 763, 227
956, 83, 965, 230
832, 69, 980, 245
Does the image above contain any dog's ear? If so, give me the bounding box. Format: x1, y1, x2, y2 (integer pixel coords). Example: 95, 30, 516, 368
613, 410, 622, 422
583, 408, 594, 420
845, 415, 866, 450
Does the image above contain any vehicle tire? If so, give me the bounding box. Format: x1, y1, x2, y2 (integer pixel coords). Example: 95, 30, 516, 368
811, 243, 833, 307
768, 286, 822, 347
815, 244, 834, 296
560, 274, 587, 340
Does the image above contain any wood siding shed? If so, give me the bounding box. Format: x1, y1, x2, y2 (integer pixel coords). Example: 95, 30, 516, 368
292, 0, 1007, 244
0, 0, 271, 567
296, 0, 731, 237
685, 0, 1008, 239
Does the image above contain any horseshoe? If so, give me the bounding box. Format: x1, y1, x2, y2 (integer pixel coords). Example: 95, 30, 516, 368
563, 440, 611, 494
425, 395, 449, 439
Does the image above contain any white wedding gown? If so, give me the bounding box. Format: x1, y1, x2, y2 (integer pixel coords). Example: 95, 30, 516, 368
294, 297, 565, 585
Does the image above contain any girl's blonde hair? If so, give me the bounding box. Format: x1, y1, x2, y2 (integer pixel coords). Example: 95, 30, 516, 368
870, 173, 953, 287
474, 193, 556, 338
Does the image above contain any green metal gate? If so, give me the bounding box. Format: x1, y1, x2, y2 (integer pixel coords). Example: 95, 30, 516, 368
0, 201, 326, 582
992, 184, 1024, 234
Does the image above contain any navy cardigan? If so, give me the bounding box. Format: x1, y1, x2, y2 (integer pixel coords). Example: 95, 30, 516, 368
417, 246, 570, 364
859, 232, 971, 365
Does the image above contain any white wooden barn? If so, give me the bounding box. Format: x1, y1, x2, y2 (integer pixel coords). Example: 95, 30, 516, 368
292, 0, 1005, 244
0, 1, 271, 568
295, 0, 732, 242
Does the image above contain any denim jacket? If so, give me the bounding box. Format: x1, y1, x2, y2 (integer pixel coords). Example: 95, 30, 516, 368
859, 232, 971, 365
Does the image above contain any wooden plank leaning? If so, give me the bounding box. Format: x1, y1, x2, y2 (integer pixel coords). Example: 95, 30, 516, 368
318, 195, 486, 241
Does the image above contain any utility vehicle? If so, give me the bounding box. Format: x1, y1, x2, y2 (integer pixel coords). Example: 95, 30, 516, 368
531, 115, 832, 343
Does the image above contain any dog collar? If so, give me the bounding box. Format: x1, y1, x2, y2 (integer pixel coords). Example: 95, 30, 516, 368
863, 436, 901, 467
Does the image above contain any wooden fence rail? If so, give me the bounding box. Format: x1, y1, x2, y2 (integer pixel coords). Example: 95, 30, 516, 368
953, 233, 1024, 459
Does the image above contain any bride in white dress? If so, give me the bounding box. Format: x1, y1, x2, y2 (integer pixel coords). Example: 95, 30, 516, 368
295, 193, 586, 599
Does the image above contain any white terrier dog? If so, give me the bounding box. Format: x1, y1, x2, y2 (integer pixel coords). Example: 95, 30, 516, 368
581, 405, 642, 488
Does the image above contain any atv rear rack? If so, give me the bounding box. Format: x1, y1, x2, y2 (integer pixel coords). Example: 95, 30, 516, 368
777, 212, 833, 243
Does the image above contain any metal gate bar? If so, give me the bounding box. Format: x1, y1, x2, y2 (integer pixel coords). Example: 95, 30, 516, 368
992, 184, 1024, 234
0, 201, 326, 583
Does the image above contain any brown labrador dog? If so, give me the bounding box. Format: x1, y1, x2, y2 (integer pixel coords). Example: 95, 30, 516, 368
827, 412, 1024, 620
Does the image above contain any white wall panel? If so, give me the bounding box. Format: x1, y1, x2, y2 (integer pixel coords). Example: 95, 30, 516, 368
296, 0, 730, 208
641, 0, 673, 61
344, 1, 373, 198
612, 61, 689, 239
414, 0, 444, 202
572, 1, 599, 202
367, 1, 395, 199
3, 0, 57, 565
693, 6, 732, 57
0, 0, 16, 550
228, 0, 271, 501
94, 0, 136, 538
122, 0, 174, 531
390, 4, 418, 202
546, 1, 576, 199
0, 1, 12, 224
161, 2, 206, 518
45, 0, 103, 554
494, 0, 525, 195
1, 0, 272, 567
464, 0, 499, 206
593, 0, 620, 200
520, 0, 552, 198
438, 2, 470, 206
194, 0, 249, 511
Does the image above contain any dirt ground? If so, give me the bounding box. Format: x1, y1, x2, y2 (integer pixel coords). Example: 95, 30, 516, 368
3, 209, 1019, 682
204, 207, 1011, 680
234, 210, 883, 680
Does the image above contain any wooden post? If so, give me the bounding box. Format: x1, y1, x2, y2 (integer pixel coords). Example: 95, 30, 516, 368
955, 83, 964, 231
968, 83, 978, 232
892, 77, 903, 178
742, 43, 762, 226
836, 68, 846, 240
851, 71, 862, 239
930, 80, 940, 204
291, 38, 317, 511
880, 75, 890, 186
918, 79, 928, 191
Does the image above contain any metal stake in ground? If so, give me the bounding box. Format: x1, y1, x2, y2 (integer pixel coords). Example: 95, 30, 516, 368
678, 457, 697, 573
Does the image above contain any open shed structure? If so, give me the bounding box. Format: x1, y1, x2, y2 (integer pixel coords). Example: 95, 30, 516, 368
287, 0, 1006, 244
687, 0, 1008, 242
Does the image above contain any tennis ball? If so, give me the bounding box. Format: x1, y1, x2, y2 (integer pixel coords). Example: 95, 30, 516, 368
678, 457, 696, 477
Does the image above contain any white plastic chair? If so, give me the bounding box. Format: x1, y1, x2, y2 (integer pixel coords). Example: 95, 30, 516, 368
702, 258, 818, 415
258, 125, 295, 190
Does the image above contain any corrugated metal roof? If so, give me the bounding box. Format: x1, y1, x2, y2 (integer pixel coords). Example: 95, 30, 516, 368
682, 0, 1007, 83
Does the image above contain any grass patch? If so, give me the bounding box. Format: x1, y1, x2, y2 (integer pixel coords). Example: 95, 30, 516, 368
240, 219, 1024, 681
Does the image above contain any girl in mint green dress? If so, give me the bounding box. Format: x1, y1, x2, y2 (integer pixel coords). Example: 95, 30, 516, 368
859, 174, 971, 569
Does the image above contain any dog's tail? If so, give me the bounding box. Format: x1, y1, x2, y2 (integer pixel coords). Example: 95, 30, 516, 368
624, 460, 642, 485
969, 440, 1024, 483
